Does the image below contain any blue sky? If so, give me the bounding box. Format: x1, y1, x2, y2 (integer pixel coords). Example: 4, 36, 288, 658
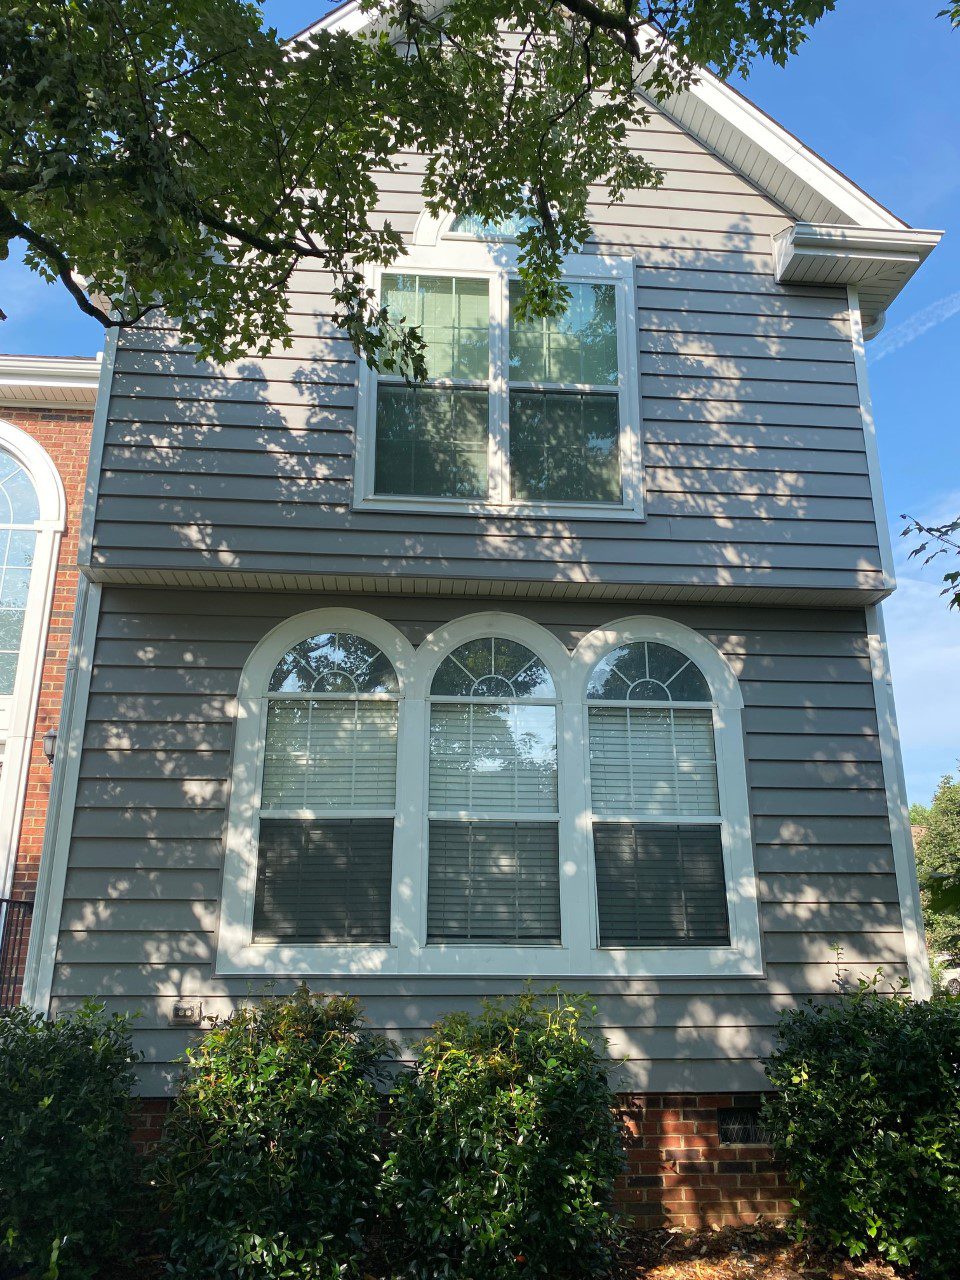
1, 0, 957, 804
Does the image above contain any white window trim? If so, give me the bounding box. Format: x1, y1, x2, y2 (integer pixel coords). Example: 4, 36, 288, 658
0, 421, 66, 901
353, 214, 644, 522
216, 609, 762, 978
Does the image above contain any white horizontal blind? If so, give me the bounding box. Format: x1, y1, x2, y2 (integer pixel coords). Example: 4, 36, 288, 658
262, 698, 397, 811
429, 702, 557, 812
253, 818, 393, 943
427, 821, 560, 942
588, 706, 719, 817
592, 824, 729, 946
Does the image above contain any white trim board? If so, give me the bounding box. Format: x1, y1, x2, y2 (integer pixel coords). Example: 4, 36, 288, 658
22, 579, 102, 1013
866, 603, 932, 1001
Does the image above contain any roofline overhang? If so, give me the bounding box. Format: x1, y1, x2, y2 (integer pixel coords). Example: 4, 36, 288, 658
773, 223, 944, 334
0, 353, 103, 409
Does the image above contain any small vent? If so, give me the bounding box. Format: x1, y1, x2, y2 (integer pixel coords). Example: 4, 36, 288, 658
717, 1106, 767, 1146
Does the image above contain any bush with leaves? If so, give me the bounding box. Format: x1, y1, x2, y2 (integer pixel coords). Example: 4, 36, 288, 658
763, 974, 960, 1278
381, 992, 623, 1280
155, 987, 392, 1280
0, 1001, 141, 1280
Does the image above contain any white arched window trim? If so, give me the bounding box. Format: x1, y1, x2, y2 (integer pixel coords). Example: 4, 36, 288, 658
0, 420, 66, 900
216, 610, 762, 978
352, 209, 644, 523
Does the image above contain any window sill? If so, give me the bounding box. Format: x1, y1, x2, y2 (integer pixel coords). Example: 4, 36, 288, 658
353, 494, 646, 522
215, 941, 763, 979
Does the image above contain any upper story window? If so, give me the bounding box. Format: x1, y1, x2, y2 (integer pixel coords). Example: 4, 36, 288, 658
218, 611, 761, 980
354, 219, 641, 520
253, 630, 399, 946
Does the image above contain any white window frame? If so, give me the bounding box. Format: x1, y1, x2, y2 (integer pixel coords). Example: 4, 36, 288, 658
353, 212, 644, 521
216, 609, 762, 978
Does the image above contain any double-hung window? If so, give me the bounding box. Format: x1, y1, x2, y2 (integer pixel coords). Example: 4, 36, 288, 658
586, 641, 730, 948
426, 637, 561, 943
355, 231, 641, 518
253, 631, 399, 944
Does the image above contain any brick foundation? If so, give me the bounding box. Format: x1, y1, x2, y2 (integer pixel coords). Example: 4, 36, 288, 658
129, 1091, 790, 1226
617, 1093, 791, 1228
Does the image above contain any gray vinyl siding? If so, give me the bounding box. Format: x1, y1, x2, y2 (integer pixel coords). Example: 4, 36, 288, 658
49, 588, 908, 1094
87, 101, 885, 603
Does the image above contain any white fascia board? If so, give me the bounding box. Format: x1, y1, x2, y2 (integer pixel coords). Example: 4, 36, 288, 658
673, 72, 907, 230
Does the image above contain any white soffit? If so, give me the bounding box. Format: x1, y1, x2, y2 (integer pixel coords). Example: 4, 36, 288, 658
773, 224, 942, 329
0, 354, 102, 409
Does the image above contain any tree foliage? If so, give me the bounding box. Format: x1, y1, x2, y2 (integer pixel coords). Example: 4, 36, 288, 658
2, 0, 838, 367
915, 772, 960, 956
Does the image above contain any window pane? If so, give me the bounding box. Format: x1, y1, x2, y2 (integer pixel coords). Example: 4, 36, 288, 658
430, 703, 558, 812
427, 820, 560, 942
381, 274, 489, 381
375, 386, 488, 498
509, 281, 618, 385
449, 211, 535, 238
269, 631, 398, 694
510, 391, 621, 503
253, 818, 392, 943
587, 642, 711, 702
430, 637, 555, 698
593, 823, 729, 946
263, 699, 397, 810
588, 706, 719, 818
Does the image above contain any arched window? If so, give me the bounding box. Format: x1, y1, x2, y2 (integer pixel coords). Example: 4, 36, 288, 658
427, 637, 560, 943
252, 631, 400, 945
586, 641, 729, 948
0, 449, 40, 699
448, 210, 535, 239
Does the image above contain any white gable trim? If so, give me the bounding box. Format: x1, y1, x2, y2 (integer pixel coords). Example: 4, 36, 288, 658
301, 3, 911, 232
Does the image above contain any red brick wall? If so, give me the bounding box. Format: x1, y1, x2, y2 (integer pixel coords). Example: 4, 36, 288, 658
2, 404, 93, 992
618, 1093, 791, 1228
129, 1092, 790, 1226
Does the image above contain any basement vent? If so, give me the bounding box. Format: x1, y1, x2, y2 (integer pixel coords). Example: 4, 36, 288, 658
717, 1106, 767, 1146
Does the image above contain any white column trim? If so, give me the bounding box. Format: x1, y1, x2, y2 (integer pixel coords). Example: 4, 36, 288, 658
76, 328, 117, 570
848, 286, 896, 592
22, 579, 102, 1011
866, 603, 931, 999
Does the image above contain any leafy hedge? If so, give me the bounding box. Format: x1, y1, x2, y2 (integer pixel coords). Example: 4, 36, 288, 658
381, 992, 623, 1280
0, 1001, 141, 1280
763, 976, 960, 1278
155, 987, 391, 1280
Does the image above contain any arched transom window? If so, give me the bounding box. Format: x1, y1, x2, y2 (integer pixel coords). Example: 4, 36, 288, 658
586, 642, 729, 948
253, 632, 399, 945
427, 638, 559, 943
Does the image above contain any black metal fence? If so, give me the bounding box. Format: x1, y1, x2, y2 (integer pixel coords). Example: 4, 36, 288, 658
0, 898, 33, 1011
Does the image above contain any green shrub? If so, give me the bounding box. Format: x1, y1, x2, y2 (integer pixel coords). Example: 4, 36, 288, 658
763, 975, 960, 1278
155, 987, 392, 1280
381, 992, 623, 1280
0, 1001, 141, 1280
